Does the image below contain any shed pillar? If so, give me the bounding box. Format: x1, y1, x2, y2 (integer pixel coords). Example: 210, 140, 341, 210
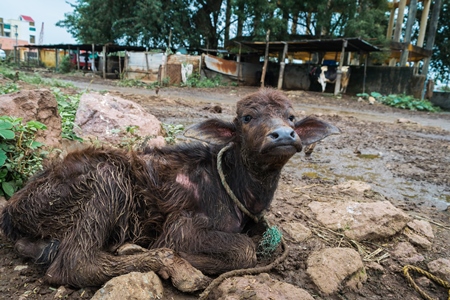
277, 42, 288, 90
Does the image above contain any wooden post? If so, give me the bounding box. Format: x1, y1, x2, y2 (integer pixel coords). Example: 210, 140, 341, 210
334, 40, 347, 95
55, 48, 59, 72
277, 42, 288, 90
118, 52, 122, 79
363, 53, 368, 94
393, 0, 407, 42
91, 43, 95, 72
76, 47, 80, 70
236, 42, 242, 82
417, 0, 431, 47
260, 29, 270, 88
400, 0, 418, 66
124, 50, 128, 79
421, 0, 443, 98
145, 51, 149, 80
102, 45, 106, 79
386, 0, 397, 39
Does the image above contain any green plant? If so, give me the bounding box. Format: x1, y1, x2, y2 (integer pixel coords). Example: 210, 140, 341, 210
184, 73, 224, 88
116, 79, 148, 88
0, 116, 47, 198
380, 94, 440, 112
357, 91, 441, 112
162, 76, 171, 87
51, 88, 83, 141
162, 123, 184, 144
0, 82, 20, 94
59, 55, 73, 73
0, 65, 75, 89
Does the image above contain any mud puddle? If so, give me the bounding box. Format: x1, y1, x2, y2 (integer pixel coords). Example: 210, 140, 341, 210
286, 145, 449, 211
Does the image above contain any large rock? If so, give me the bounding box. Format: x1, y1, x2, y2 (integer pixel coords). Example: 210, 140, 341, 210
391, 242, 424, 265
407, 219, 434, 240
307, 247, 367, 295
0, 89, 61, 147
427, 258, 450, 282
91, 271, 163, 300
281, 222, 312, 243
211, 273, 314, 300
308, 200, 411, 241
75, 92, 165, 147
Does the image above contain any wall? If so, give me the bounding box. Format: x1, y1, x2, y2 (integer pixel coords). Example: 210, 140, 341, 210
431, 92, 450, 110
346, 66, 426, 98
39, 48, 65, 68
125, 52, 164, 81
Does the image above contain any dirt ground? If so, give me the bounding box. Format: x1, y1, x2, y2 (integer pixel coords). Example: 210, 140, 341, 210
0, 73, 449, 299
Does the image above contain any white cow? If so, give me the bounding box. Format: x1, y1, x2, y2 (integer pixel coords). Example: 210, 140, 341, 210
314, 66, 351, 93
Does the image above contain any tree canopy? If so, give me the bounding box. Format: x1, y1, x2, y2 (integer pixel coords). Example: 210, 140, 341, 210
57, 0, 447, 81
58, 0, 390, 48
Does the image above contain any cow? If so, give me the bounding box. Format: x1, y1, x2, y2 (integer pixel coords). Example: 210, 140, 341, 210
310, 65, 351, 93
0, 89, 340, 292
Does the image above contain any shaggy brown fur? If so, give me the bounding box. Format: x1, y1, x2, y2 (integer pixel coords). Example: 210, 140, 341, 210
0, 89, 339, 290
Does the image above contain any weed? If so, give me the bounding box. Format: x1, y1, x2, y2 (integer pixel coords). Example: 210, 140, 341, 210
356, 92, 441, 112
59, 55, 73, 74
162, 123, 184, 144
116, 79, 148, 88
0, 82, 20, 94
0, 116, 47, 198
51, 88, 83, 141
184, 73, 224, 88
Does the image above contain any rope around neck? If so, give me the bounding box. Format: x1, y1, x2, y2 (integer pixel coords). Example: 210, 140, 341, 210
217, 142, 261, 223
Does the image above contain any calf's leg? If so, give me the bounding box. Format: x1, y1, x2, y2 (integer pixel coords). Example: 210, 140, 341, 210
154, 214, 257, 274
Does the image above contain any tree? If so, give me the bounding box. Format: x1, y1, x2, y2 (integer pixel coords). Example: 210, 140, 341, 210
428, 0, 449, 82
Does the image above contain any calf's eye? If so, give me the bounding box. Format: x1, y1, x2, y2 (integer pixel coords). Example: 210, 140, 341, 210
289, 116, 295, 122
243, 115, 253, 123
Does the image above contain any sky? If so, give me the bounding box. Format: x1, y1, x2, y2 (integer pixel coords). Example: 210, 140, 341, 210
1, 0, 77, 44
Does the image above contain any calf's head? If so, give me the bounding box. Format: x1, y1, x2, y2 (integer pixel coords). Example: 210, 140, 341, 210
186, 89, 339, 171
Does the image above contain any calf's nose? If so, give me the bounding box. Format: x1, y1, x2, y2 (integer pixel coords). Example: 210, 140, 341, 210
268, 127, 297, 141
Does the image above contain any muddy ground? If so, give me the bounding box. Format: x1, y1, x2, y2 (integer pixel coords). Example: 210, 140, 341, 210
0, 73, 449, 299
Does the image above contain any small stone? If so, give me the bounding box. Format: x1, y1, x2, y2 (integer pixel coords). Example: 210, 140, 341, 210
14, 265, 28, 272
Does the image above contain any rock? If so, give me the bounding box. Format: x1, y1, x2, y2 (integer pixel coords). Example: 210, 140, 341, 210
308, 200, 411, 241
403, 228, 432, 250
407, 219, 434, 240
391, 242, 424, 265
54, 286, 68, 298
211, 273, 314, 300
75, 92, 165, 147
333, 180, 372, 193
307, 247, 366, 295
368, 96, 376, 105
427, 258, 450, 282
281, 222, 312, 243
365, 262, 385, 273
397, 118, 416, 124
91, 271, 163, 300
0, 89, 62, 147
14, 265, 28, 271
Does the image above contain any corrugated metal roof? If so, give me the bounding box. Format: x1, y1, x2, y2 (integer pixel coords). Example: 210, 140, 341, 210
238, 38, 380, 54
21, 43, 147, 52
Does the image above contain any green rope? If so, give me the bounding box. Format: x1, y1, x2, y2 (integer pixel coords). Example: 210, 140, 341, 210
257, 225, 283, 258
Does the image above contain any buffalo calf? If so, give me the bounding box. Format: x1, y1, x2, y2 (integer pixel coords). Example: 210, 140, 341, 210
0, 89, 339, 291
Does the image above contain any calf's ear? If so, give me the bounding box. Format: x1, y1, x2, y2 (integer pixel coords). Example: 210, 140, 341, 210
294, 116, 340, 146
184, 119, 236, 144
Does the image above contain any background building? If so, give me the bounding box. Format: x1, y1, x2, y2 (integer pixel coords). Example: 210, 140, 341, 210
0, 15, 36, 51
